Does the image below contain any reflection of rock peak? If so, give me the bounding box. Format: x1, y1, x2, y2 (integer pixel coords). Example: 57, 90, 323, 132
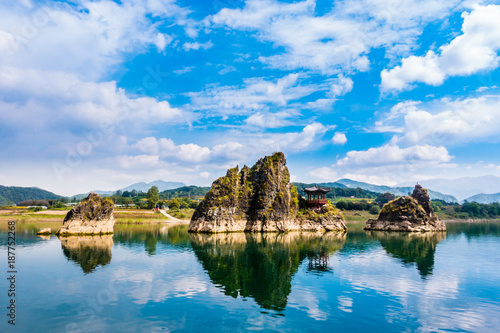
367, 231, 446, 277
190, 232, 345, 310
59, 235, 113, 274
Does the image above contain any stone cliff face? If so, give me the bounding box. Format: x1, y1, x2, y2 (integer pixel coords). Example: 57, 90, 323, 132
189, 152, 346, 233
56, 192, 115, 235
365, 185, 446, 232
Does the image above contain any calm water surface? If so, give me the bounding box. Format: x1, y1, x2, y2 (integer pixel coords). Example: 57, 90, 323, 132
1, 222, 499, 332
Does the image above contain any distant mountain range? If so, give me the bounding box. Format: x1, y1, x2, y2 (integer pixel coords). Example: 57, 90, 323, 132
335, 179, 459, 203
463, 192, 500, 204
0, 185, 62, 205
72, 180, 187, 200
120, 180, 185, 193
4, 175, 500, 205
399, 175, 500, 201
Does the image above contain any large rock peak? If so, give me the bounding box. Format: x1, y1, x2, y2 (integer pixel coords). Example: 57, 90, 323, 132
189, 152, 346, 233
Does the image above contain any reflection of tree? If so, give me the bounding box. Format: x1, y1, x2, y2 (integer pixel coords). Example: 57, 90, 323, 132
367, 231, 446, 278
446, 222, 500, 239
190, 232, 346, 311
112, 224, 191, 254
59, 235, 113, 274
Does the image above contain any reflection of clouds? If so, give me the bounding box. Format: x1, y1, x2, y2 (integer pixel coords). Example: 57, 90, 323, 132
333, 241, 500, 332
288, 286, 328, 321
111, 251, 208, 305
338, 296, 352, 313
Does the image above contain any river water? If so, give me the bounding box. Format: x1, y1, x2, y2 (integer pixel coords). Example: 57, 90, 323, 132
1, 222, 499, 332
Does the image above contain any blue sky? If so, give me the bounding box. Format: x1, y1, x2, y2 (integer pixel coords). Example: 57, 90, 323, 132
1, 0, 500, 195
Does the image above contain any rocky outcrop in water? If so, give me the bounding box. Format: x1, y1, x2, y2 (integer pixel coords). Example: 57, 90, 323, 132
365, 185, 446, 232
56, 193, 115, 235
189, 152, 346, 233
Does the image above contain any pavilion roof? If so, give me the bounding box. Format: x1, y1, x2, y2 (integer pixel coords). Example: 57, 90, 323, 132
304, 185, 330, 193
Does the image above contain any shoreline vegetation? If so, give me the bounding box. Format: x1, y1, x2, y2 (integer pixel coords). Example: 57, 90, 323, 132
1, 207, 498, 226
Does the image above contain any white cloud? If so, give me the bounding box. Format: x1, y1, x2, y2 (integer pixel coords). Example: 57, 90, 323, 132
375, 95, 500, 145
381, 4, 500, 91
337, 143, 452, 168
332, 133, 347, 145
155, 33, 173, 51
188, 73, 317, 115
116, 154, 161, 169
212, 0, 461, 74
307, 167, 338, 181
173, 66, 194, 75
0, 66, 189, 128
341, 174, 398, 186
133, 137, 211, 163
182, 41, 213, 51
245, 111, 295, 128
130, 122, 330, 166
0, 1, 191, 81
199, 171, 210, 179
329, 75, 354, 98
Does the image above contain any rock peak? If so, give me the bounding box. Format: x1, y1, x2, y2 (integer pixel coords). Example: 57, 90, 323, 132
189, 152, 346, 233
57, 192, 115, 235
365, 185, 445, 232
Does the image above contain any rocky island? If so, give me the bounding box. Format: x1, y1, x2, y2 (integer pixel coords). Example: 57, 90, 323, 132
189, 152, 346, 233
56, 192, 115, 236
364, 184, 446, 232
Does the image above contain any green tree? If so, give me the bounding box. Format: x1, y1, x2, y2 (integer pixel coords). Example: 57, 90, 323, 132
375, 192, 396, 206
369, 204, 380, 215
170, 198, 180, 210
147, 186, 159, 209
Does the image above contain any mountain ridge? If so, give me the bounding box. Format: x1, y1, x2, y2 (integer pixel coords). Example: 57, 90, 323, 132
398, 175, 500, 201
335, 179, 458, 203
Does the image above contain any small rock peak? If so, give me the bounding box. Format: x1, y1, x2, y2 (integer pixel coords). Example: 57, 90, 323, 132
411, 184, 433, 215
365, 184, 445, 232
57, 192, 115, 236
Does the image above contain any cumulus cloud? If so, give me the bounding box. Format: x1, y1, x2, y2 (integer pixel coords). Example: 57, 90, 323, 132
381, 4, 500, 92
129, 122, 330, 166
0, 0, 192, 81
0, 66, 189, 128
375, 95, 500, 145
212, 0, 461, 74
332, 133, 347, 145
337, 143, 452, 168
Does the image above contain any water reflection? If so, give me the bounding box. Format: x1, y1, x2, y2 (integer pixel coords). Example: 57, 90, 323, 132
445, 222, 500, 239
367, 231, 446, 278
38, 234, 51, 241
190, 232, 346, 311
59, 235, 113, 274
112, 224, 191, 254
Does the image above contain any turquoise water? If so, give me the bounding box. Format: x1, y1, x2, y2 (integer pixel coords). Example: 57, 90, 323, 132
1, 222, 500, 332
